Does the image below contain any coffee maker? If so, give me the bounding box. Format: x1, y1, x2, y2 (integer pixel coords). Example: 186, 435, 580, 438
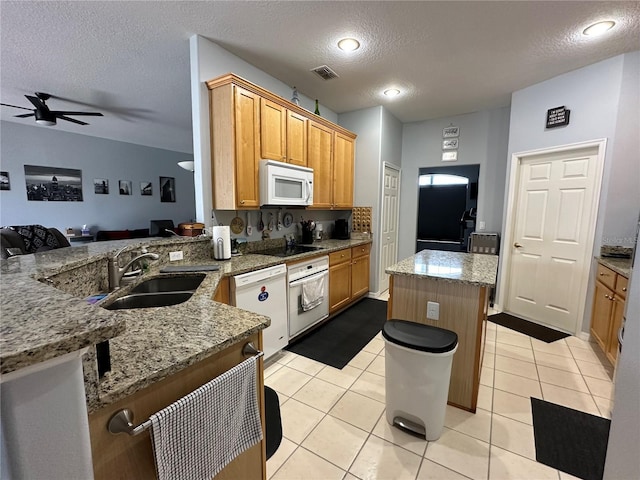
333, 219, 350, 239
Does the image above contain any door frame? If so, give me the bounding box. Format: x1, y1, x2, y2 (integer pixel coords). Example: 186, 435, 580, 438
378, 162, 401, 294
497, 138, 607, 335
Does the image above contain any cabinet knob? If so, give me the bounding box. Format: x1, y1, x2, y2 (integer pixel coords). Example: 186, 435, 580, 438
240, 200, 245, 205
604, 294, 610, 299
599, 272, 605, 276
623, 287, 627, 291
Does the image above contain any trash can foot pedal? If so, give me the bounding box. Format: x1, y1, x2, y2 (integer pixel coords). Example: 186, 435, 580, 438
393, 417, 426, 438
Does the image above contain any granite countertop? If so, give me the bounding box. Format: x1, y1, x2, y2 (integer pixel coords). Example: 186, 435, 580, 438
597, 256, 632, 278
386, 249, 499, 287
0, 235, 371, 411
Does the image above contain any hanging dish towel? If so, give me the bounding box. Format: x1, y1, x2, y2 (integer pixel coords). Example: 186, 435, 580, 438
301, 275, 326, 311
149, 355, 263, 480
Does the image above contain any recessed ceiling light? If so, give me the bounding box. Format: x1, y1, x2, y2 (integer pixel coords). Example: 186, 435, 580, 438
583, 20, 615, 36
338, 38, 360, 52
384, 88, 400, 97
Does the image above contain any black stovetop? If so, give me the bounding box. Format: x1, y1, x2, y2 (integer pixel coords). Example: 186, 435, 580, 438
255, 245, 325, 257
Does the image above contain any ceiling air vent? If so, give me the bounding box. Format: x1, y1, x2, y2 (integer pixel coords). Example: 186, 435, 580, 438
311, 65, 339, 81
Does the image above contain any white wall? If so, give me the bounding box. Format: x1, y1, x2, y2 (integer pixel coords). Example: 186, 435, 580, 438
398, 107, 511, 260
189, 35, 338, 229
0, 121, 195, 234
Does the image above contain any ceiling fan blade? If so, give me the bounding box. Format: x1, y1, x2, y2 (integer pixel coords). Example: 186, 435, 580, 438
25, 95, 46, 110
1, 103, 33, 111
57, 115, 88, 126
51, 111, 104, 116
14, 113, 35, 118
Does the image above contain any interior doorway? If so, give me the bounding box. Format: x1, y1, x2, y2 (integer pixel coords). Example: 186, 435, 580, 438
379, 163, 400, 294
500, 140, 606, 334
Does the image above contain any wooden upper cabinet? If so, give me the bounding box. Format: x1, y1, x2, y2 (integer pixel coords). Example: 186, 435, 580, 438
260, 98, 286, 162
333, 132, 355, 208
234, 87, 261, 208
287, 111, 307, 166
307, 120, 333, 209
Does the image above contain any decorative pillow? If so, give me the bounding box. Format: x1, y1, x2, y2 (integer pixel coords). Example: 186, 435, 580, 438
10, 225, 60, 253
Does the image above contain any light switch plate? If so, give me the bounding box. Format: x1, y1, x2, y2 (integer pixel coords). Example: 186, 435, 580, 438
427, 301, 440, 320
169, 251, 184, 261
478, 221, 486, 230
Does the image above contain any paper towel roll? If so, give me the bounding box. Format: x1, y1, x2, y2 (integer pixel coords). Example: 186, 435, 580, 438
212, 226, 231, 260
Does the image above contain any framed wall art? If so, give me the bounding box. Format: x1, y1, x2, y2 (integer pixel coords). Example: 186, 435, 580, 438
160, 176, 175, 202
24, 165, 83, 201
94, 178, 109, 194
140, 181, 152, 196
0, 171, 10, 191
119, 180, 132, 195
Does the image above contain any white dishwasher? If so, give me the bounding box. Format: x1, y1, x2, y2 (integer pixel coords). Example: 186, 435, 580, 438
232, 264, 288, 360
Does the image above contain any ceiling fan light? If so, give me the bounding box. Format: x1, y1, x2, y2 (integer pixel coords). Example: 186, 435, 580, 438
36, 119, 56, 126
338, 38, 360, 52
583, 20, 615, 36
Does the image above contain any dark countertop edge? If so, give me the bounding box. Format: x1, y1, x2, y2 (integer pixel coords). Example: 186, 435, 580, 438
597, 256, 632, 278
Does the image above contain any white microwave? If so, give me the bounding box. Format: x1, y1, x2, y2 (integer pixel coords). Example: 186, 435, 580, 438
259, 160, 314, 206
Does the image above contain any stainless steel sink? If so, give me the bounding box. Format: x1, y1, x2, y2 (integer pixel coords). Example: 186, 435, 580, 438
130, 274, 205, 293
103, 274, 206, 310
104, 292, 194, 310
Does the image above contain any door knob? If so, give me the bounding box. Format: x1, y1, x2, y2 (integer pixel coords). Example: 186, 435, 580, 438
514, 242, 523, 248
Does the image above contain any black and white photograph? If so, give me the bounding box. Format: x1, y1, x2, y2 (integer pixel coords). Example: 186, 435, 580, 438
24, 165, 83, 201
442, 138, 459, 150
94, 178, 109, 194
119, 180, 132, 196
160, 176, 175, 202
443, 125, 460, 138
0, 171, 10, 191
140, 181, 152, 196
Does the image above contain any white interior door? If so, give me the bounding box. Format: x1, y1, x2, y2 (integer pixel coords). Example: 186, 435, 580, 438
379, 163, 400, 293
504, 142, 604, 333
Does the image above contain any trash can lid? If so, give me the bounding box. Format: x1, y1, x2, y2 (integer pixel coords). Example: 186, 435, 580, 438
382, 320, 458, 353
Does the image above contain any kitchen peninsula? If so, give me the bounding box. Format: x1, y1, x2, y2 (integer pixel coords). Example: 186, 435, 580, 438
1, 234, 371, 479
386, 249, 498, 412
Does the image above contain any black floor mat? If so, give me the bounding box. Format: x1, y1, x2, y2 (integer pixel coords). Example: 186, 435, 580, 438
264, 386, 282, 460
531, 398, 611, 480
285, 298, 387, 369
489, 312, 570, 343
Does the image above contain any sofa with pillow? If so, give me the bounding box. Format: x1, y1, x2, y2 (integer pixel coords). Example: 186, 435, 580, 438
1, 225, 71, 259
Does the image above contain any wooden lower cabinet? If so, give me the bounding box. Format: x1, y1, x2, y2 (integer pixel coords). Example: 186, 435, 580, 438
213, 276, 230, 304
329, 244, 371, 314
88, 333, 266, 480
590, 262, 628, 366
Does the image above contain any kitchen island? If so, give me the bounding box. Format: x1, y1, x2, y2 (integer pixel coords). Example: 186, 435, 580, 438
386, 249, 498, 412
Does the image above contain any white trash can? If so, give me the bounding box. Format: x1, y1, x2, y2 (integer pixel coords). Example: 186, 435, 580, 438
383, 319, 458, 441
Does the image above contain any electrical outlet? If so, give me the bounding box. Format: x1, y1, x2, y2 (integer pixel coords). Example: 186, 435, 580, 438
169, 251, 184, 261
427, 301, 440, 320
478, 221, 486, 231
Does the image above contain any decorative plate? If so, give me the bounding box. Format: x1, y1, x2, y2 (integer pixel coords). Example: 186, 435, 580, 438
230, 216, 245, 234
283, 212, 293, 228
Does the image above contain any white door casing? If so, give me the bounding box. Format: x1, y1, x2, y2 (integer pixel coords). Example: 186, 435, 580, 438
501, 140, 606, 334
379, 163, 401, 293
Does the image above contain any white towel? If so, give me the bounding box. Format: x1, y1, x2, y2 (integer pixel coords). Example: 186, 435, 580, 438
301, 275, 326, 311
149, 355, 263, 480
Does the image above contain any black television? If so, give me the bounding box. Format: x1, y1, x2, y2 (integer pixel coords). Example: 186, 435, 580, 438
149, 219, 175, 237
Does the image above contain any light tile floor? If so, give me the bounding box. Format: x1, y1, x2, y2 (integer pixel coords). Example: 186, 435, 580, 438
264, 297, 614, 480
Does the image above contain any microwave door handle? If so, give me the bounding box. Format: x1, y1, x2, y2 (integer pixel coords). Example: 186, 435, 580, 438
305, 179, 312, 202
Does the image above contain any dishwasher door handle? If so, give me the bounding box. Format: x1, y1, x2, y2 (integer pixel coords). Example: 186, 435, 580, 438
289, 271, 328, 288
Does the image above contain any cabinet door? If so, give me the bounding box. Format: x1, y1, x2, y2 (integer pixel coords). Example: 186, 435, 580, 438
590, 281, 614, 350
606, 296, 625, 365
287, 111, 307, 166
333, 132, 354, 208
260, 98, 286, 162
307, 121, 333, 209
330, 262, 351, 313
351, 254, 370, 299
234, 87, 261, 208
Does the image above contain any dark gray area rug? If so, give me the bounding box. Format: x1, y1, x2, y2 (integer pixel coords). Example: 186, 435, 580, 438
489, 312, 570, 343
285, 298, 387, 369
531, 397, 611, 480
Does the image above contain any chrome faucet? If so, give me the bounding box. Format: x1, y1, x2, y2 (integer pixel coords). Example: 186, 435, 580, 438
108, 247, 160, 290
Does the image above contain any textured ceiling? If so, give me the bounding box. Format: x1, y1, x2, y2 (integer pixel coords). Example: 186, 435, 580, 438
1, 1, 639, 154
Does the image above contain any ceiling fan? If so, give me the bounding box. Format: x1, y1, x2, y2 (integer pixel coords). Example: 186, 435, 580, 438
0, 92, 103, 126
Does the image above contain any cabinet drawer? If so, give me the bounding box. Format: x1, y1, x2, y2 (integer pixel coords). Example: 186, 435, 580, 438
615, 274, 628, 298
351, 243, 371, 259
596, 264, 616, 290
329, 248, 351, 266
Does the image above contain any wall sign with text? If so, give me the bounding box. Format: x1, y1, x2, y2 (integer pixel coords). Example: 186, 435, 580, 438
546, 106, 570, 129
